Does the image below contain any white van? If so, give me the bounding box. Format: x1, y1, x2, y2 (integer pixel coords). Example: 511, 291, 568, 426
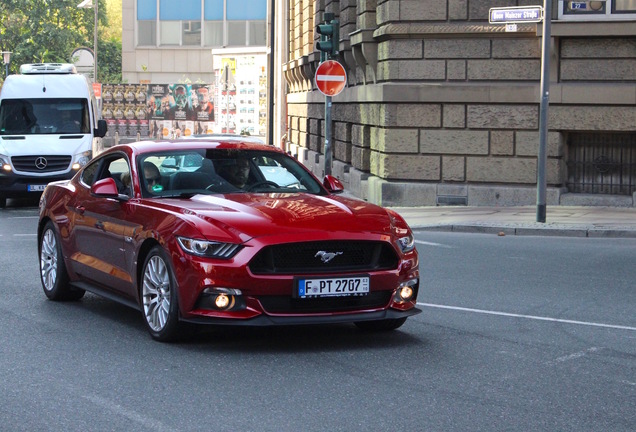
0, 63, 107, 207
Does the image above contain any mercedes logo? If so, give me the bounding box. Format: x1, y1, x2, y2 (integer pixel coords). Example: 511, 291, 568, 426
35, 157, 48, 170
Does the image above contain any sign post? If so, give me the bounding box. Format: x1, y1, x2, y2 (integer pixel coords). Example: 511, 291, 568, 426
489, 2, 551, 222
315, 60, 347, 176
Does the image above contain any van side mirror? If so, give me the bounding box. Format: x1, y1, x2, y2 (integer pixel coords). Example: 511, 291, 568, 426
95, 119, 107, 138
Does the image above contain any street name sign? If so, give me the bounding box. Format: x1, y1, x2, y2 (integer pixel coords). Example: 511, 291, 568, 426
315, 60, 347, 97
489, 6, 543, 24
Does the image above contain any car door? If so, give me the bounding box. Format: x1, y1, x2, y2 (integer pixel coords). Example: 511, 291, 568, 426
68, 153, 138, 297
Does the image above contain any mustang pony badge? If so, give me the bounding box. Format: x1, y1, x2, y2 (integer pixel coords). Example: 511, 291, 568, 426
315, 251, 343, 264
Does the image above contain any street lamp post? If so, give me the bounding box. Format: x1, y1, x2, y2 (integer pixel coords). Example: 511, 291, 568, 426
78, 0, 98, 82
1, 51, 11, 78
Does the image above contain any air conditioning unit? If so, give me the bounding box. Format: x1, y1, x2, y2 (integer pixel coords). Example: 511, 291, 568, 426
19, 63, 77, 74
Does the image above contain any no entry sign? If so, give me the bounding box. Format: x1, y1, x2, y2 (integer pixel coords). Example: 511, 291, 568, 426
315, 60, 347, 97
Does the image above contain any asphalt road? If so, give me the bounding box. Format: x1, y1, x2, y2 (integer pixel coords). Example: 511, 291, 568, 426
1, 203, 634, 432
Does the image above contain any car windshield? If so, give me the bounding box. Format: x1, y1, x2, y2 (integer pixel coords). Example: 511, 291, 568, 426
0, 98, 90, 135
138, 148, 324, 197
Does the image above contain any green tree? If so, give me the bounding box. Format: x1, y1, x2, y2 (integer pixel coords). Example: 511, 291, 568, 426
0, 0, 122, 84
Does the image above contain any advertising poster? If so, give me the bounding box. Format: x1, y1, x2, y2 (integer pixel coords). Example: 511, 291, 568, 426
213, 53, 266, 136
100, 82, 219, 142
192, 84, 214, 122
148, 84, 170, 120
169, 84, 193, 121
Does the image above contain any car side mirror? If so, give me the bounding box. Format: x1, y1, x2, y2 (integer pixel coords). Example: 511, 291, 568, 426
91, 177, 120, 198
95, 119, 107, 138
323, 175, 344, 194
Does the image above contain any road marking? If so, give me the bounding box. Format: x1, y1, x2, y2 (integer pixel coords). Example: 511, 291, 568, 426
14, 234, 37, 237
414, 240, 453, 248
9, 216, 39, 219
81, 393, 175, 432
553, 347, 600, 363
417, 302, 636, 332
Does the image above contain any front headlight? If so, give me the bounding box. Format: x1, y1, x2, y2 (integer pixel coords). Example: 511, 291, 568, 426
72, 150, 93, 170
0, 154, 11, 171
177, 237, 242, 259
397, 233, 415, 253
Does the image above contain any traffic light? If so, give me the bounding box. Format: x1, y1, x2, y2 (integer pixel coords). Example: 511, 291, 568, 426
315, 13, 339, 61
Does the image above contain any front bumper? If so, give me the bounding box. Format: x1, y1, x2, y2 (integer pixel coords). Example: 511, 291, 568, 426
181, 305, 421, 326
0, 171, 75, 197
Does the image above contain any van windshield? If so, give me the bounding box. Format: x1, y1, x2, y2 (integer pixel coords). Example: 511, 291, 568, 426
0, 98, 90, 135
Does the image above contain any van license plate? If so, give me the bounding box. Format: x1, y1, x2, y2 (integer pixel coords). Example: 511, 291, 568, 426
28, 185, 47, 192
296, 276, 369, 298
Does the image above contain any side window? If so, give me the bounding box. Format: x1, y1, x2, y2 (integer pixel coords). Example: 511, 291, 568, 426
80, 160, 100, 186
105, 156, 132, 195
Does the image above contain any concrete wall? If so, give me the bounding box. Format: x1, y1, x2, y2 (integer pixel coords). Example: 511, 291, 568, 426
284, 0, 636, 207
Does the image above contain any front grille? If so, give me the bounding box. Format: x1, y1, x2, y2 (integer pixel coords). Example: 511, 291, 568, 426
259, 291, 392, 314
11, 155, 72, 173
249, 240, 399, 275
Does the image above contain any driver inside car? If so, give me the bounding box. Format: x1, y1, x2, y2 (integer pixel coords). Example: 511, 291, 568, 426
216, 158, 251, 189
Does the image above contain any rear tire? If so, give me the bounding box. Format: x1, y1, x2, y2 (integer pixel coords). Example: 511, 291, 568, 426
39, 221, 85, 301
354, 317, 407, 332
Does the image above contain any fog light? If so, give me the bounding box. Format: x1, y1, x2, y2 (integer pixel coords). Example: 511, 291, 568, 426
72, 162, 81, 170
215, 294, 230, 309
399, 286, 414, 301
200, 287, 244, 311
393, 278, 418, 304
2, 164, 11, 172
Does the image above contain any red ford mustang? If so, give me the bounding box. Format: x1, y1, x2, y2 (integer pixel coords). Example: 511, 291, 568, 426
38, 139, 420, 341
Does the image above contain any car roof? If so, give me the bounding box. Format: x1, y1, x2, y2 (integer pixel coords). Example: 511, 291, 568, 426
118, 139, 281, 155
181, 133, 266, 144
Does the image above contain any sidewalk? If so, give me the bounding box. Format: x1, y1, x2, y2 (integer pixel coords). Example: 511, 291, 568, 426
391, 205, 636, 238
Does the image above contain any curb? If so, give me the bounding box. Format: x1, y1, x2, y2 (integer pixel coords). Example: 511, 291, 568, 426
411, 224, 636, 238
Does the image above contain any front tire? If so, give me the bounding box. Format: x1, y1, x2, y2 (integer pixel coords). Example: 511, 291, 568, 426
141, 246, 182, 342
39, 221, 85, 301
354, 317, 407, 332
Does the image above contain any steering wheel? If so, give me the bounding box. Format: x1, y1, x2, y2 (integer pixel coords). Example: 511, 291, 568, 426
245, 181, 279, 191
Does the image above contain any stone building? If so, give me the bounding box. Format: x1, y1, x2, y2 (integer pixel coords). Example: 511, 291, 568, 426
283, 0, 636, 207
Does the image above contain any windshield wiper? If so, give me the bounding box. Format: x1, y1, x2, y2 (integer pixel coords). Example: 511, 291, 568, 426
155, 192, 198, 199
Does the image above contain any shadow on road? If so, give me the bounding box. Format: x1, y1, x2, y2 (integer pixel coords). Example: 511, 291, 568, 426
42, 292, 425, 353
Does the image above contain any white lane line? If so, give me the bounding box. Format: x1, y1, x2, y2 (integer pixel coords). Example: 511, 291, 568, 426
414, 240, 453, 248
553, 347, 600, 363
417, 302, 636, 332
10, 216, 39, 219
80, 393, 175, 432
14, 233, 37, 237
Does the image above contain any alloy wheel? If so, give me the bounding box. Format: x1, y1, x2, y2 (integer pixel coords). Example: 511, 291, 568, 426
40, 229, 58, 291
142, 255, 172, 332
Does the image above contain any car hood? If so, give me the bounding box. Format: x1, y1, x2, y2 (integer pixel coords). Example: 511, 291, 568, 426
151, 193, 396, 242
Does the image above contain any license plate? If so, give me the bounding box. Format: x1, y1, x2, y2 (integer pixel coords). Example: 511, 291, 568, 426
28, 184, 47, 192
296, 276, 369, 298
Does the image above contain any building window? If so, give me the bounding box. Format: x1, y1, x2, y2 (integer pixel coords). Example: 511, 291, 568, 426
204, 21, 224, 46
558, 1, 636, 19
615, 0, 636, 12
136, 0, 267, 48
248, 20, 267, 46
137, 0, 157, 46
183, 21, 202, 46
138, 20, 156, 46
228, 21, 247, 46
